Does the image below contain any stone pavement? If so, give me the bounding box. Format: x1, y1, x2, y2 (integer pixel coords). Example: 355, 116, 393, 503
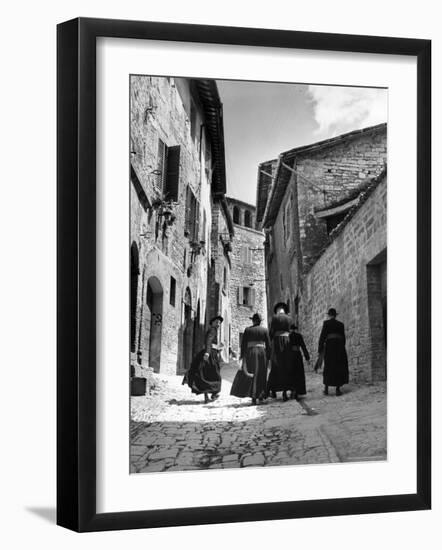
130, 361, 386, 473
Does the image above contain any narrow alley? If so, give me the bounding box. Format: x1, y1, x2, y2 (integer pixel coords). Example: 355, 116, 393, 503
130, 363, 386, 473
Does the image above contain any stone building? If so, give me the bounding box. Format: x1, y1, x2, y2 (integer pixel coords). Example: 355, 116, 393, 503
208, 197, 235, 362
258, 123, 387, 382
226, 198, 267, 356
130, 76, 233, 376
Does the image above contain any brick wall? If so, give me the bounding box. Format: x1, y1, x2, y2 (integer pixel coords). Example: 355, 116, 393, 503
298, 175, 387, 382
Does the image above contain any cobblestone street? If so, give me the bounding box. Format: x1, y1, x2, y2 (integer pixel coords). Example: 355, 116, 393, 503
130, 362, 386, 473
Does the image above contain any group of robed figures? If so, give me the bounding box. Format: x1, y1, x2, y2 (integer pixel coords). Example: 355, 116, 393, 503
183, 302, 349, 405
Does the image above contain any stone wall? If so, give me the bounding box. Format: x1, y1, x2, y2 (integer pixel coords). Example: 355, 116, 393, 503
229, 223, 267, 355
298, 175, 387, 382
265, 124, 386, 325
130, 76, 213, 375
295, 127, 387, 271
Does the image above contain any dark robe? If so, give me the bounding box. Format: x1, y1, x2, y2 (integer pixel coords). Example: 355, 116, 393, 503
183, 326, 222, 395
318, 318, 349, 387
267, 313, 295, 393
230, 324, 271, 399
290, 330, 310, 396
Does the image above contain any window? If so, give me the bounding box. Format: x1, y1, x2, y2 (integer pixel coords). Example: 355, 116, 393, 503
238, 286, 255, 307
222, 267, 227, 293
185, 185, 200, 242
241, 246, 252, 265
155, 138, 181, 202
244, 210, 252, 228
233, 206, 240, 224
190, 100, 197, 143
169, 277, 176, 306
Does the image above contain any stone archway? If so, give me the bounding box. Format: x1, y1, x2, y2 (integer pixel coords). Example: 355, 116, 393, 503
146, 276, 163, 373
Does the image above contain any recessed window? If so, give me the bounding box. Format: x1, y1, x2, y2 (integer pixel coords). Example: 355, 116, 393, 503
244, 210, 252, 228
190, 100, 197, 142
169, 276, 176, 306
238, 286, 255, 307
233, 206, 240, 224
222, 267, 227, 293
241, 246, 252, 264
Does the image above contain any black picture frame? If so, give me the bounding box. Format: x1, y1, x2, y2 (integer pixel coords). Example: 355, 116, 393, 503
57, 17, 431, 532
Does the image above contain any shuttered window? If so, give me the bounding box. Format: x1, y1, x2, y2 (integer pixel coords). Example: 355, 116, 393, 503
184, 185, 200, 242
155, 139, 180, 202
156, 139, 167, 191
164, 145, 180, 202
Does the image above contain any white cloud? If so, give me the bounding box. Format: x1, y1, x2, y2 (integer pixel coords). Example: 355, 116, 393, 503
306, 85, 387, 137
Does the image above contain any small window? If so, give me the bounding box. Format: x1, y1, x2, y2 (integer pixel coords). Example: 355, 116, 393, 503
238, 286, 255, 307
241, 246, 252, 264
222, 267, 227, 293
244, 210, 251, 228
233, 206, 240, 224
169, 276, 176, 306
190, 100, 197, 142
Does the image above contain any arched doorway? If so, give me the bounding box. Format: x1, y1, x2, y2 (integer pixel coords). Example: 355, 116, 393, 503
130, 242, 139, 353
183, 288, 193, 373
146, 276, 163, 373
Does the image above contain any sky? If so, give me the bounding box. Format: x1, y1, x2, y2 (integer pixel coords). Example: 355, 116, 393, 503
217, 80, 388, 204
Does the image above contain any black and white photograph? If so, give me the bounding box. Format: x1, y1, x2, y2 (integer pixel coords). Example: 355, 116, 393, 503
129, 75, 388, 473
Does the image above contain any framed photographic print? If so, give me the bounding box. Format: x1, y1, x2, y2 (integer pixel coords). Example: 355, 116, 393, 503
57, 17, 431, 532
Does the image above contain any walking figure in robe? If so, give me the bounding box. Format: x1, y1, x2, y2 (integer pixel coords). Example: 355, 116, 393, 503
289, 323, 310, 400
267, 302, 294, 401
230, 313, 271, 405
316, 308, 349, 396
183, 315, 224, 404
